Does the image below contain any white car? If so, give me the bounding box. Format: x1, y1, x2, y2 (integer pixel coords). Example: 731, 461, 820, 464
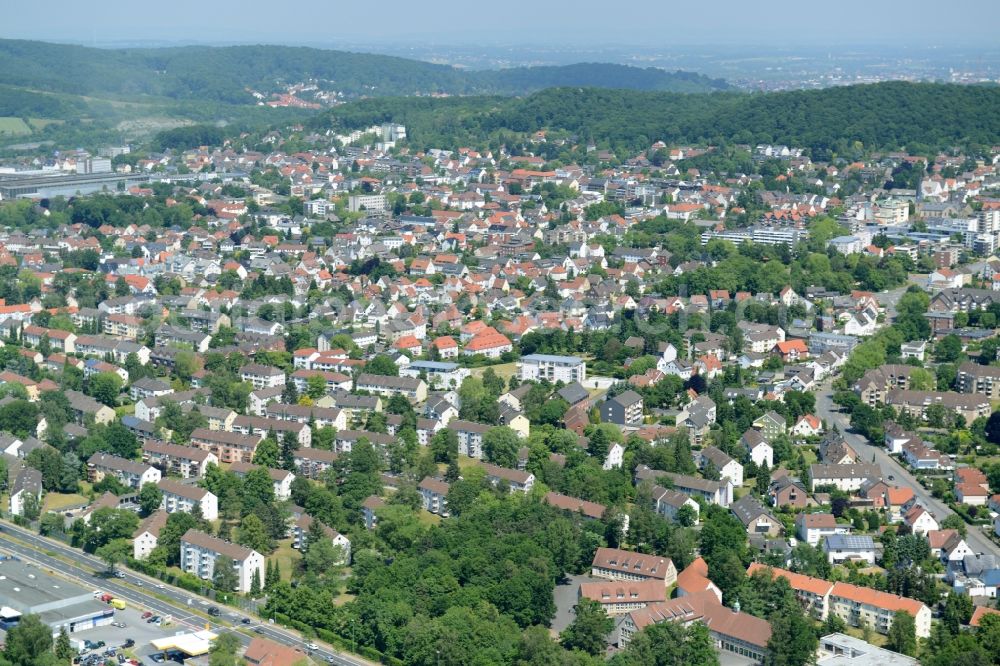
156, 583, 165, 589
306, 643, 319, 651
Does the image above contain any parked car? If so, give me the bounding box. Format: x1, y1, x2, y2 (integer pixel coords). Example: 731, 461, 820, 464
141, 611, 153, 619
122, 639, 135, 649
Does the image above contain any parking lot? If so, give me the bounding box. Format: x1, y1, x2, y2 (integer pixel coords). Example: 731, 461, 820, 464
71, 605, 212, 665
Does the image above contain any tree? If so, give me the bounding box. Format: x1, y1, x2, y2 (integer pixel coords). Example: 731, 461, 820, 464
365, 355, 399, 376
253, 436, 280, 467
765, 605, 817, 666
237, 514, 274, 554
560, 598, 613, 656
249, 569, 262, 598
306, 373, 327, 399
3, 614, 54, 666
483, 426, 520, 468
96, 539, 132, 573
138, 482, 163, 517
208, 631, 242, 666
55, 627, 74, 664
280, 430, 300, 470
213, 556, 239, 593
934, 334, 963, 363
87, 372, 123, 406
0, 399, 40, 437
941, 591, 973, 634
886, 610, 918, 656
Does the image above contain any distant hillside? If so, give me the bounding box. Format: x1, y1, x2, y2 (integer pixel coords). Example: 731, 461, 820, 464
0, 39, 729, 106
312, 82, 1000, 158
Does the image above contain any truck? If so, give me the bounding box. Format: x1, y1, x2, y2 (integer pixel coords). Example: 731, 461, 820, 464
110, 599, 126, 610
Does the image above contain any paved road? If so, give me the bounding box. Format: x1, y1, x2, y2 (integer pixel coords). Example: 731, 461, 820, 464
0, 521, 369, 666
814, 383, 1000, 560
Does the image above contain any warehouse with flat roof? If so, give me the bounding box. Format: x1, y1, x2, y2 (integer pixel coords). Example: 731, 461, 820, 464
0, 559, 113, 634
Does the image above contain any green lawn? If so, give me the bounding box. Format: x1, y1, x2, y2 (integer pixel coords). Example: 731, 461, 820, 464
417, 510, 442, 527
271, 539, 301, 581
471, 362, 518, 382
0, 117, 32, 136
28, 118, 63, 130
43, 492, 89, 512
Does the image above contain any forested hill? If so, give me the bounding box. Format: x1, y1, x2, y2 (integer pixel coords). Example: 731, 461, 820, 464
0, 39, 728, 104
311, 82, 1000, 158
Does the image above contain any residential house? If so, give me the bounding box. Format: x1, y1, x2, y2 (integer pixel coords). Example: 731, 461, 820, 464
731, 495, 782, 537
823, 535, 876, 565
796, 513, 849, 547
132, 510, 167, 560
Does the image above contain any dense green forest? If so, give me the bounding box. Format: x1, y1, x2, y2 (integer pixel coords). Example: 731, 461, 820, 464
0, 39, 728, 105
313, 82, 1000, 158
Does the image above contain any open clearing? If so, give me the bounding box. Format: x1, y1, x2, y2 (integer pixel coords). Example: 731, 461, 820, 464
0, 117, 32, 135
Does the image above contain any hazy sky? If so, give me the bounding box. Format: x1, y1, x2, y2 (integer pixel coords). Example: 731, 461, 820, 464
3, 0, 999, 47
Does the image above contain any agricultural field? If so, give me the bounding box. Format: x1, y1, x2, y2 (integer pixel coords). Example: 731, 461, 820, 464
0, 117, 32, 136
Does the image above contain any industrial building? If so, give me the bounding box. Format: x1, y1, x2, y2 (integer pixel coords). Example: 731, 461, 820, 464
0, 558, 114, 634
0, 171, 151, 200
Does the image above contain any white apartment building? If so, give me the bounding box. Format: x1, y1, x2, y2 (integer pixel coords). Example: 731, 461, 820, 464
158, 478, 219, 521
239, 364, 286, 390
179, 529, 265, 594
518, 354, 587, 383
87, 452, 161, 489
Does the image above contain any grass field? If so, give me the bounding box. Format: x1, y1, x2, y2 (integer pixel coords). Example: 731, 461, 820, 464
43, 492, 89, 512
0, 117, 32, 136
28, 118, 63, 130
417, 510, 442, 527
471, 362, 518, 382
271, 539, 302, 581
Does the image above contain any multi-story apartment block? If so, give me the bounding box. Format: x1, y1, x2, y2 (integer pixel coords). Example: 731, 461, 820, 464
158, 478, 218, 520
142, 440, 217, 479
853, 364, 914, 406
885, 389, 991, 425
636, 467, 733, 507
518, 354, 587, 383
418, 477, 450, 517
179, 529, 264, 594
650, 485, 701, 524
230, 462, 295, 501
231, 415, 312, 448
239, 364, 286, 390
480, 462, 534, 493
808, 463, 881, 492
102, 313, 144, 340
354, 373, 427, 403
87, 452, 161, 489
292, 448, 339, 480
22, 325, 76, 353
602, 390, 643, 426
190, 428, 263, 464
748, 564, 931, 638
956, 362, 1000, 399
447, 420, 489, 459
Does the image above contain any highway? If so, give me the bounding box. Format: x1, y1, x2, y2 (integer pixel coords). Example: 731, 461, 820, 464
0, 520, 369, 666
814, 381, 1000, 560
